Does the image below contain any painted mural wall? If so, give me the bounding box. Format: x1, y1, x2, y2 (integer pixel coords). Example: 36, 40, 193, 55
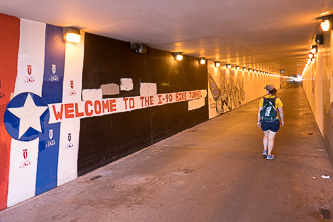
207, 61, 281, 119
0, 13, 208, 210
0, 12, 286, 210
302, 30, 333, 164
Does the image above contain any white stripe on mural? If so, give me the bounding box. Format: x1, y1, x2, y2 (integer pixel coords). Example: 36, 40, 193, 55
7, 138, 39, 207
57, 119, 80, 185
14, 19, 45, 97
57, 32, 85, 186
7, 19, 46, 207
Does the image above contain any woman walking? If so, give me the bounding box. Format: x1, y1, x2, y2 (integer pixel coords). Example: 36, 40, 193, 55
257, 84, 284, 160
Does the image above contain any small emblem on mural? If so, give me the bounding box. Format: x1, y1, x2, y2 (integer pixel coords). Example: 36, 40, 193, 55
3, 92, 50, 141
27, 65, 32, 75
46, 128, 56, 148
49, 64, 59, 82
24, 65, 35, 83
52, 64, 56, 75
49, 129, 53, 140
23, 149, 28, 159
20, 149, 31, 169
69, 80, 76, 96
66, 133, 73, 149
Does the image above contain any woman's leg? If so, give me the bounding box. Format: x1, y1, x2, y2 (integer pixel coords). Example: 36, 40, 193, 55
263, 131, 269, 152
267, 130, 277, 155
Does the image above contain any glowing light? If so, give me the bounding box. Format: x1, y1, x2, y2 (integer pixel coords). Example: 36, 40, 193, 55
199, 58, 206, 65
321, 20, 330, 32
64, 28, 81, 43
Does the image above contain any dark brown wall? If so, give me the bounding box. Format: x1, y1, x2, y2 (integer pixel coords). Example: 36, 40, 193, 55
78, 33, 208, 175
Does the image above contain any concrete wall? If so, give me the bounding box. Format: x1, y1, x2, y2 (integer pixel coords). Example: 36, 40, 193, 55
207, 61, 281, 119
302, 30, 333, 165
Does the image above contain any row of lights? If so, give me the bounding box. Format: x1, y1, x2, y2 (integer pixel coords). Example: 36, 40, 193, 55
174, 52, 273, 74
303, 45, 318, 73
301, 12, 331, 76
214, 62, 271, 74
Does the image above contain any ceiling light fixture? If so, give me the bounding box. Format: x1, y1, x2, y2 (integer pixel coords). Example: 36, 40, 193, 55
243, 67, 246, 71
215, 61, 221, 67
174, 52, 183, 61
199, 58, 206, 65
321, 19, 330, 31
311, 45, 317, 54
236, 66, 240, 70
226, 64, 231, 69
63, 27, 81, 43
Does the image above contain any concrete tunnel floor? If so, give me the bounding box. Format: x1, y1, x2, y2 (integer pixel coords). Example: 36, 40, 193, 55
0, 83, 333, 222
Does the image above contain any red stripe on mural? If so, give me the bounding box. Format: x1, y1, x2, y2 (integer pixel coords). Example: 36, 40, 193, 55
0, 13, 20, 210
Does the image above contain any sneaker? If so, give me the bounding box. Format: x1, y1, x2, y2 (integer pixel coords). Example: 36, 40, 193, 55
262, 150, 267, 157
266, 154, 275, 160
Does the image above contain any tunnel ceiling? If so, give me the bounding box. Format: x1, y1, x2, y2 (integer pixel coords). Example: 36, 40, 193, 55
1, 0, 333, 77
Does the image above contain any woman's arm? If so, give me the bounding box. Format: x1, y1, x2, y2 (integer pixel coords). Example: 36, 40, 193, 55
278, 107, 284, 127
257, 106, 263, 128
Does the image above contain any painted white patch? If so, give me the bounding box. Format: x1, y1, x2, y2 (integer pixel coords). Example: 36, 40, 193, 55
188, 98, 205, 111
101, 83, 120, 95
82, 89, 103, 101
140, 83, 150, 96
58, 31, 85, 186
140, 83, 157, 96
120, 78, 133, 91
7, 138, 39, 207
149, 83, 157, 95
14, 19, 45, 97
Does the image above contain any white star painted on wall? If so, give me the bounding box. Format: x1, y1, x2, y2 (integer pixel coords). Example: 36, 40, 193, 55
7, 93, 48, 139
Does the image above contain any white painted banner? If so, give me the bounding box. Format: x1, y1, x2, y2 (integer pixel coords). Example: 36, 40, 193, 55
57, 32, 85, 186
49, 89, 207, 123
7, 138, 39, 207
14, 19, 45, 97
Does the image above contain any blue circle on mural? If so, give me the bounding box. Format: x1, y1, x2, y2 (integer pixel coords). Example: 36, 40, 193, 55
4, 92, 49, 141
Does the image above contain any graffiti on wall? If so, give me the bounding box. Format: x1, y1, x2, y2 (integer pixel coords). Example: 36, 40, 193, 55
208, 69, 245, 114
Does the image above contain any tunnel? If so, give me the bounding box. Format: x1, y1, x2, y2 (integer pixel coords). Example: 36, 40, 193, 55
0, 1, 333, 221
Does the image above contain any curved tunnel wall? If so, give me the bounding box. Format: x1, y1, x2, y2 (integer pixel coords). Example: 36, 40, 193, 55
302, 30, 333, 165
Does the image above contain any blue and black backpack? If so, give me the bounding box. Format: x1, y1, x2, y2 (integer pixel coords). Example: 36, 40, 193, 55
260, 97, 277, 122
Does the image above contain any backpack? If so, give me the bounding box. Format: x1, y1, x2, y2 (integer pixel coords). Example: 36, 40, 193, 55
260, 97, 277, 122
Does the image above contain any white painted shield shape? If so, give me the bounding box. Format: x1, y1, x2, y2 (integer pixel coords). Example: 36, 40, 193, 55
52, 64, 56, 74
49, 129, 53, 140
